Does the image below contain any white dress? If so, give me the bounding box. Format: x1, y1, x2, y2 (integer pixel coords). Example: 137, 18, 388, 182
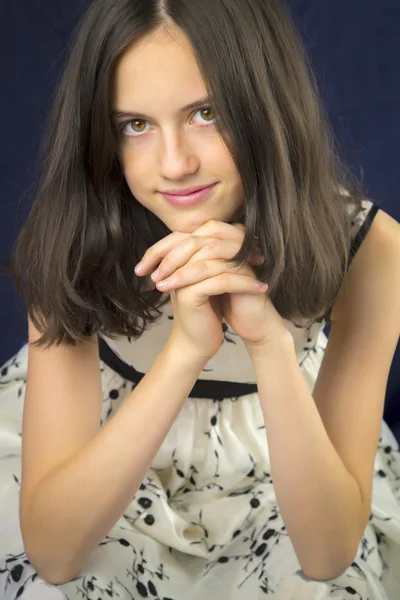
1, 199, 399, 600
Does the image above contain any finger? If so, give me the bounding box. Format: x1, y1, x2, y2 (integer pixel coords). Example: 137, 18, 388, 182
191, 220, 263, 262
134, 231, 190, 274
135, 221, 263, 276
155, 256, 259, 291
141, 221, 240, 274
152, 238, 263, 283
174, 272, 268, 308
150, 235, 219, 281
191, 219, 245, 242
135, 219, 239, 275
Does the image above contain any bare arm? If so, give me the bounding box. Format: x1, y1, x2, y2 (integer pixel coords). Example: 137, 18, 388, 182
22, 340, 207, 584
249, 338, 365, 581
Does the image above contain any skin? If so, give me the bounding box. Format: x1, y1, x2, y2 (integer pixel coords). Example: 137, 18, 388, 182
113, 24, 245, 234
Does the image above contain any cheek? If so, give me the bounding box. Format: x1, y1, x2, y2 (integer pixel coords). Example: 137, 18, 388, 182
120, 150, 146, 191
212, 142, 240, 181
119, 152, 155, 208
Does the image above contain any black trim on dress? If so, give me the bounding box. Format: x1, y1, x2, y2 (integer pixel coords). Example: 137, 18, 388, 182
99, 204, 380, 392
98, 335, 258, 399
323, 203, 380, 322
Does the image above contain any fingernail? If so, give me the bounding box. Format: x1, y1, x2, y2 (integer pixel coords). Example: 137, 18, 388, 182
134, 262, 144, 274
157, 279, 170, 288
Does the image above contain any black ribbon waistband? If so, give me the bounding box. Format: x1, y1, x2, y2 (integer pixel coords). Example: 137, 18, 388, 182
98, 336, 258, 399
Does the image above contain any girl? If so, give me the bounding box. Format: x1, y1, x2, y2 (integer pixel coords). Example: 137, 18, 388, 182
1, 0, 400, 598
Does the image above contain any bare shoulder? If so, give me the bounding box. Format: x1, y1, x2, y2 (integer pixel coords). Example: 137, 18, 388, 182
330, 208, 400, 329
370, 208, 400, 243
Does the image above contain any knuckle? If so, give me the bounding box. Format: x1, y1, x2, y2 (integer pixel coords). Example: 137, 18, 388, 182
203, 220, 219, 234
175, 231, 189, 241
187, 236, 203, 250
207, 239, 222, 253
197, 261, 209, 276
218, 271, 230, 284
186, 261, 207, 278
162, 254, 175, 269
142, 250, 152, 262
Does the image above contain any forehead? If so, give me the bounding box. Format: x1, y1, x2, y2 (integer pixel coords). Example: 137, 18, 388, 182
113, 26, 208, 111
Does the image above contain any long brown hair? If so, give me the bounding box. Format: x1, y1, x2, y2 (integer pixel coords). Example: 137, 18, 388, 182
2, 0, 365, 349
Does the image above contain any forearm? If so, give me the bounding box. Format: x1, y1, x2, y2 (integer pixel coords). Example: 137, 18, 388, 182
249, 339, 364, 581
23, 341, 207, 584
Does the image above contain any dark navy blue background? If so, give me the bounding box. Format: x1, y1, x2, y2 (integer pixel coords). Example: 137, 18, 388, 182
1, 1, 399, 439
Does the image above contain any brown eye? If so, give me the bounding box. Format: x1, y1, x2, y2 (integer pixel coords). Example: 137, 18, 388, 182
121, 119, 149, 136
200, 108, 215, 121
192, 107, 216, 125
129, 119, 147, 132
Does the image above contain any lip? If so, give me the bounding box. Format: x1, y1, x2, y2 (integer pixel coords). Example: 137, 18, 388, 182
159, 183, 217, 196
159, 183, 218, 207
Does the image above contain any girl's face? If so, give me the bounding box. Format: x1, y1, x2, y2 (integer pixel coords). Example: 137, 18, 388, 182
113, 25, 244, 233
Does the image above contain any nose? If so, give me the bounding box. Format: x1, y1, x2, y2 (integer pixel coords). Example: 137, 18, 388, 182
158, 130, 200, 181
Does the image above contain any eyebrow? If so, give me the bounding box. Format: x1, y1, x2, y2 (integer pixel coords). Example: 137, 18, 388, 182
112, 96, 211, 121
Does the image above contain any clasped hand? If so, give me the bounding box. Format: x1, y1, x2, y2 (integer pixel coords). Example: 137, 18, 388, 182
134, 220, 291, 352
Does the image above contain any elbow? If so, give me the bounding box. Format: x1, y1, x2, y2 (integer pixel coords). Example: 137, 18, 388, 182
30, 557, 81, 585
299, 562, 351, 583
21, 513, 84, 585
23, 539, 81, 586
20, 500, 85, 585
299, 547, 359, 582
24, 549, 79, 586
40, 570, 78, 586
297, 521, 363, 583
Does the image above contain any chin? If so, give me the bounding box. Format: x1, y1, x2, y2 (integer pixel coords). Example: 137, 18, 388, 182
164, 220, 207, 234
163, 208, 244, 233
